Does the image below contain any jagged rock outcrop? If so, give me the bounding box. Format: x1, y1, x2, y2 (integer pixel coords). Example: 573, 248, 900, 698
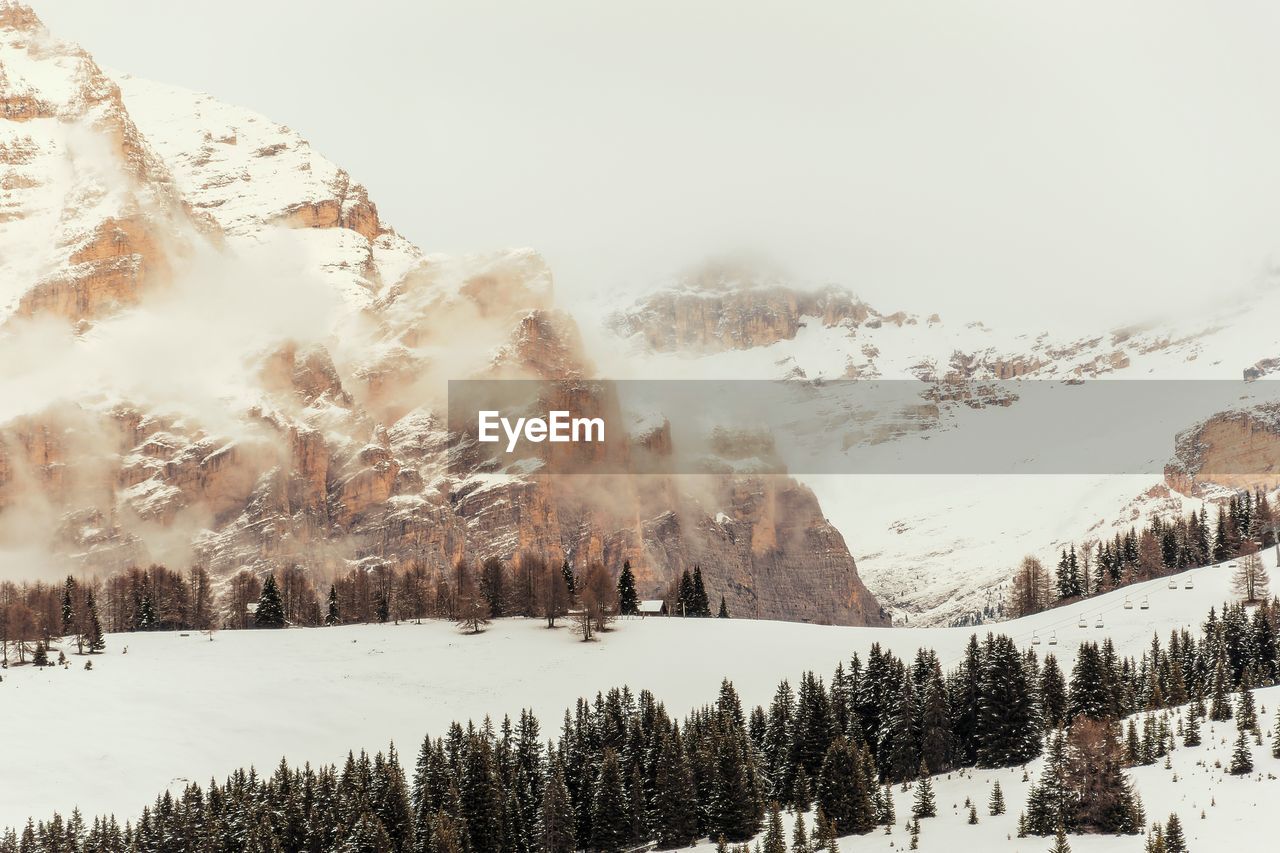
1165, 405, 1280, 496
609, 264, 880, 352
1, 5, 196, 324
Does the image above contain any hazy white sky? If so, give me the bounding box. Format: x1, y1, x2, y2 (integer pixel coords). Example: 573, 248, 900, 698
32, 0, 1280, 326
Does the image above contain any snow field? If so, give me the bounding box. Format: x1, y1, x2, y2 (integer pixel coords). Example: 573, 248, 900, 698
1, 550, 1271, 832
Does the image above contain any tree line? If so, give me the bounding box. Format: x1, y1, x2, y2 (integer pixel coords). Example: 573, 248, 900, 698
8, 593, 1275, 852
1009, 488, 1275, 619
0, 575, 105, 665
1, 555, 698, 659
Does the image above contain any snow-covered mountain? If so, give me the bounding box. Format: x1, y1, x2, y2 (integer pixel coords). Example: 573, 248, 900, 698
0, 3, 884, 625
596, 260, 1280, 625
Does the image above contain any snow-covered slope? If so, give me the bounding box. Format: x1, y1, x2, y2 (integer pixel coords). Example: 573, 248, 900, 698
690, 688, 1279, 853
113, 73, 422, 310
0, 547, 1269, 832
0, 2, 194, 324
595, 261, 1280, 625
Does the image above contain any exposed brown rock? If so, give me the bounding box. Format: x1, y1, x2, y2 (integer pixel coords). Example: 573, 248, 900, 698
16, 216, 164, 321
1166, 406, 1280, 496
611, 284, 876, 352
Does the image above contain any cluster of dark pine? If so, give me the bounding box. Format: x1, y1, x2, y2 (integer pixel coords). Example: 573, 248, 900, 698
1058, 489, 1273, 601
668, 566, 713, 617
5, 596, 1277, 853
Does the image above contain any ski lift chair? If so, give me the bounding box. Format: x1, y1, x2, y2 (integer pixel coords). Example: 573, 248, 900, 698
1095, 615, 1104, 628
1140, 596, 1149, 610
1123, 596, 1133, 610
1185, 577, 1194, 589
1049, 631, 1058, 646
1078, 615, 1087, 628
1168, 578, 1178, 589
1032, 631, 1041, 645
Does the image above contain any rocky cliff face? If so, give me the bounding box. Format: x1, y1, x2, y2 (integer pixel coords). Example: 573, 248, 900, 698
0, 6, 197, 325
0, 4, 886, 625
1166, 406, 1280, 496
608, 262, 885, 353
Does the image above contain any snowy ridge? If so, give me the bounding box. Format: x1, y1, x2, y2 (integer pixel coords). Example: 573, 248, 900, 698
0, 8, 189, 322
114, 73, 423, 311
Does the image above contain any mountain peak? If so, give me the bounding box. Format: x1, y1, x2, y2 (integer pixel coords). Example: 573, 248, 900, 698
0, 3, 42, 35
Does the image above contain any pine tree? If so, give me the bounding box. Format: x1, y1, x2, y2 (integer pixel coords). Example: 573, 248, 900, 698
1040, 655, 1068, 730
1164, 813, 1187, 853
911, 761, 936, 819
676, 569, 694, 616
137, 590, 157, 630
918, 665, 951, 775
762, 803, 786, 853
372, 746, 415, 853
561, 561, 577, 602
977, 635, 1042, 766
1049, 823, 1071, 853
255, 574, 286, 628
538, 765, 577, 853
709, 720, 764, 841
792, 767, 812, 813
325, 585, 340, 626
1229, 729, 1253, 774
85, 589, 105, 653
1182, 710, 1200, 747
590, 749, 629, 853
817, 738, 875, 835
763, 680, 796, 804
813, 808, 836, 852
692, 566, 711, 616
719, 596, 730, 619
967, 805, 978, 824
616, 561, 639, 616
61, 575, 76, 636
1235, 675, 1257, 732
1208, 652, 1232, 721
342, 812, 393, 853
1025, 732, 1072, 835
1273, 706, 1280, 759
652, 727, 698, 849
791, 810, 808, 853
1146, 823, 1167, 853
879, 783, 895, 826
988, 781, 1005, 816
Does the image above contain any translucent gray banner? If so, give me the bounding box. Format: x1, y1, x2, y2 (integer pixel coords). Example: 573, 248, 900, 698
446, 379, 1280, 477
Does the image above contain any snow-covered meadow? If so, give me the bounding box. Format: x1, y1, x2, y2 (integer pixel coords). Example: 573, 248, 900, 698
1, 550, 1274, 844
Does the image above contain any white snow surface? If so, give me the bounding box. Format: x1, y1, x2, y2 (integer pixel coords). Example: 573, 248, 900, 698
1, 548, 1272, 836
